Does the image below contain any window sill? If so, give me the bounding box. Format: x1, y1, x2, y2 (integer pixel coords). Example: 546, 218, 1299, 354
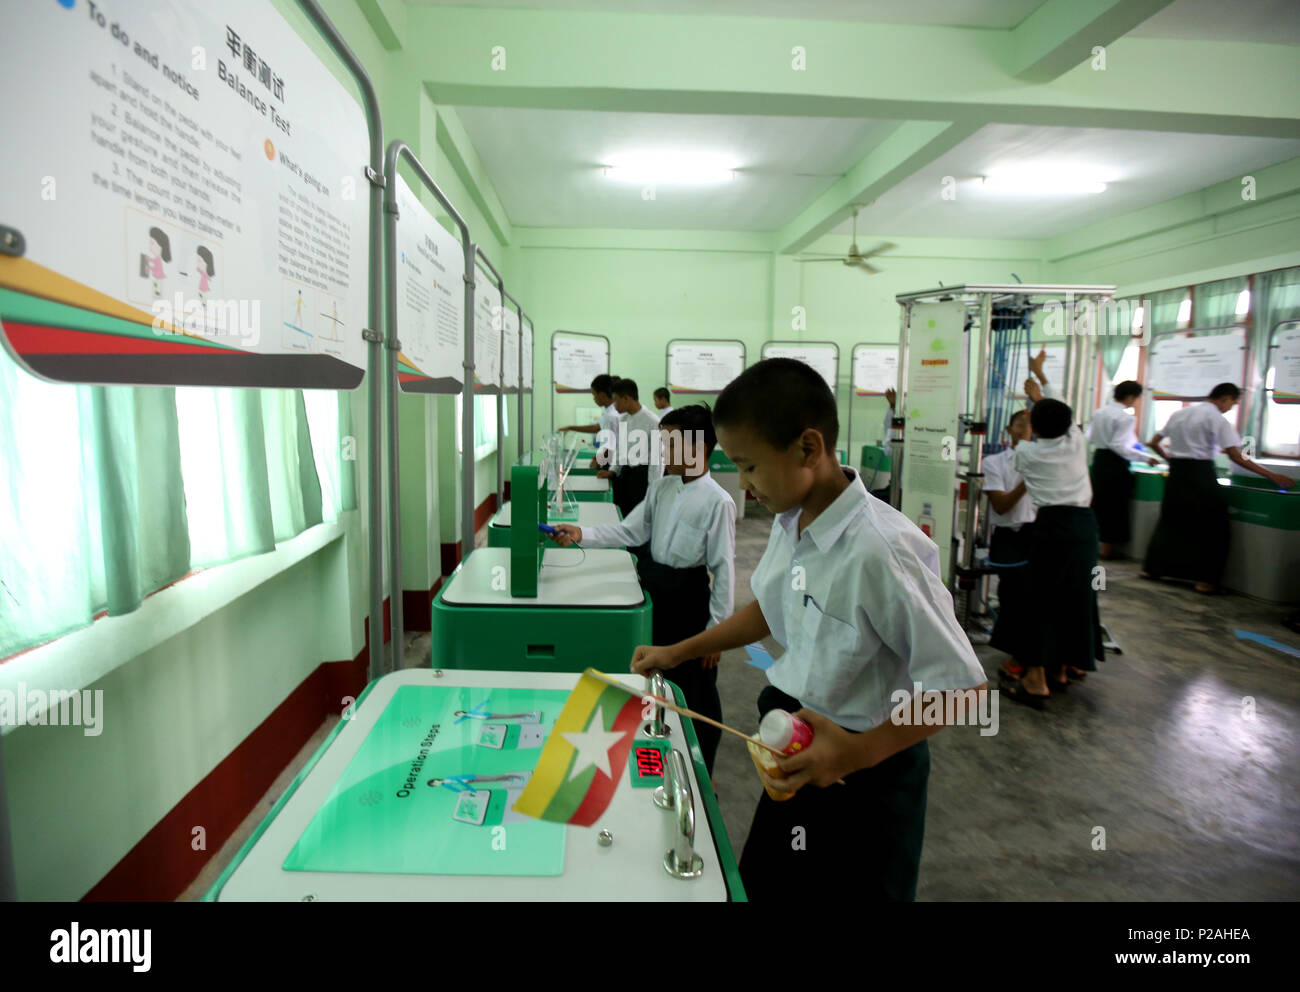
0, 519, 349, 733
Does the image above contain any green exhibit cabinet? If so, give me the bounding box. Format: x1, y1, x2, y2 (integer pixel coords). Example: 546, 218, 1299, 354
860, 444, 892, 492
205, 669, 744, 901
1121, 466, 1299, 603
432, 548, 652, 672
488, 501, 626, 548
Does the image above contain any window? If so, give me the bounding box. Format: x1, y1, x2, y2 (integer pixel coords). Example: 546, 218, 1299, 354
455, 393, 507, 458
1111, 340, 1140, 385
1262, 321, 1300, 458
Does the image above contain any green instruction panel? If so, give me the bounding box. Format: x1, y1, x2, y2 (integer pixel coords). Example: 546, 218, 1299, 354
283, 686, 570, 876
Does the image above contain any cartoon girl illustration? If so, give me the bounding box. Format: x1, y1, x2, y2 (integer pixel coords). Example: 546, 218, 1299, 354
146, 226, 170, 299
194, 246, 214, 303
295, 289, 303, 327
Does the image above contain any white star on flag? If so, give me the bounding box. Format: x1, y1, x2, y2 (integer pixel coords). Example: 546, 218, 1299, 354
560, 705, 628, 781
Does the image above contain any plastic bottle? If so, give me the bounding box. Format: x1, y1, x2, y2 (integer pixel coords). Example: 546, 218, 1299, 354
918, 501, 936, 538
759, 709, 814, 755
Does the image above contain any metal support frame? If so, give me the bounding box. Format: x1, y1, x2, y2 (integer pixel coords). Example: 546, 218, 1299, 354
475, 248, 507, 509
298, 0, 387, 681
521, 315, 535, 456
502, 290, 526, 461
383, 140, 479, 673
893, 284, 1117, 613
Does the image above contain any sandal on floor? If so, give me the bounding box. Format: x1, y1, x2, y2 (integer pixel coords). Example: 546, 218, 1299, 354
998, 664, 1025, 684
1003, 681, 1049, 710
1065, 666, 1088, 683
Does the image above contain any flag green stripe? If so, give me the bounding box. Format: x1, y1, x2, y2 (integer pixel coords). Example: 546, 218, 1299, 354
539, 685, 639, 821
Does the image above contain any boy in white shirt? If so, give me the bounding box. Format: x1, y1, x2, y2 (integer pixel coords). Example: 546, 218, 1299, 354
1087, 380, 1160, 559
1143, 382, 1293, 593
556, 374, 620, 469
553, 405, 735, 772
630, 358, 987, 901
653, 387, 673, 415
601, 378, 661, 519
982, 408, 1037, 685
1012, 351, 1105, 705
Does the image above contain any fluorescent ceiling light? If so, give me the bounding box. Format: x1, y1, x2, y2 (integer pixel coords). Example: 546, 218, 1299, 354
603, 152, 735, 184
980, 171, 1107, 195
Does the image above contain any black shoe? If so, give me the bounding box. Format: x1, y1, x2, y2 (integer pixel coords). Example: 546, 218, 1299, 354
1003, 681, 1049, 709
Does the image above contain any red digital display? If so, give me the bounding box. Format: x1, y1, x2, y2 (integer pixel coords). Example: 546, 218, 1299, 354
635, 746, 665, 778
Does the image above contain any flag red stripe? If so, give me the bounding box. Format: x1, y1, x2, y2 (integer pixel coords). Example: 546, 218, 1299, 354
568, 696, 643, 828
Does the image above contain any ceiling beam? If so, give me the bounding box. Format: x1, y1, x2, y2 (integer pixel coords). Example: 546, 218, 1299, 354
1008, 0, 1176, 82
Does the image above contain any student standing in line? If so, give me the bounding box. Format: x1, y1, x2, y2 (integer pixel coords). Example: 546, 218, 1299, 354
1009, 351, 1105, 706
557, 373, 620, 469
629, 358, 987, 902
653, 387, 673, 415
1142, 383, 1293, 593
552, 405, 735, 773
982, 408, 1037, 686
601, 378, 661, 518
1088, 380, 1161, 559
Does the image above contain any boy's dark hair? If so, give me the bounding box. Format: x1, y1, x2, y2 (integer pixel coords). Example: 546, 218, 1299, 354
148, 226, 171, 262
654, 387, 671, 402
1007, 408, 1030, 432
659, 404, 717, 456
1030, 398, 1073, 439
612, 378, 638, 400
714, 357, 838, 452
196, 246, 215, 277
1209, 382, 1241, 401
1113, 380, 1143, 402
590, 374, 614, 394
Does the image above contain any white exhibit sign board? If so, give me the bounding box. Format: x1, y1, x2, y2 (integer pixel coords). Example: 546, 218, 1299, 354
1149, 327, 1248, 399
667, 341, 744, 394
473, 272, 502, 392
0, 0, 369, 388
1271, 321, 1300, 404
900, 301, 965, 582
522, 321, 534, 391
853, 345, 898, 396
761, 342, 838, 392
553, 334, 609, 392
393, 175, 463, 393
502, 305, 520, 393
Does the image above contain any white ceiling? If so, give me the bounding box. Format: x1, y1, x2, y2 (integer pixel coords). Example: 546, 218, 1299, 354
453, 107, 901, 230
411, 0, 1300, 42
826, 124, 1300, 239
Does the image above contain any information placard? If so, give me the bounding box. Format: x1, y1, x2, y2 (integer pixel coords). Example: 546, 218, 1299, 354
852, 344, 899, 396
761, 342, 838, 392
667, 341, 745, 394
1149, 327, 1247, 399
522, 320, 533, 391
0, 0, 369, 388
393, 176, 463, 394
473, 273, 502, 392
502, 305, 520, 394
900, 302, 965, 583
1272, 321, 1300, 404
553, 334, 608, 393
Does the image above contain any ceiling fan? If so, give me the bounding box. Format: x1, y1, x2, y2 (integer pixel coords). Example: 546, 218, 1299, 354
796, 206, 894, 273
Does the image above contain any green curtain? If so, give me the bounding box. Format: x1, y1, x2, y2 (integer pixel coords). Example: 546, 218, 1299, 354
1147, 288, 1188, 335
2, 349, 347, 657
1099, 295, 1136, 380
1249, 267, 1300, 441
1193, 276, 1247, 329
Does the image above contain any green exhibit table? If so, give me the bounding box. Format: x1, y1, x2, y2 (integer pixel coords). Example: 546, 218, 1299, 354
431, 548, 651, 671
488, 501, 625, 548
205, 669, 743, 901
860, 444, 892, 492
1121, 466, 1299, 603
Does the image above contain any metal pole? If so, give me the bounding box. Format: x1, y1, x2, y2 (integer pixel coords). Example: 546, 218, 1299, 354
521, 315, 533, 458
463, 245, 477, 557
297, 0, 387, 681
512, 302, 526, 460
961, 293, 992, 616
889, 304, 910, 510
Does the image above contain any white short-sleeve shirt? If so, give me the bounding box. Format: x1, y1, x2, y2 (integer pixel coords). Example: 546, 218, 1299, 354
982, 448, 1037, 530
1161, 401, 1241, 460
749, 468, 986, 732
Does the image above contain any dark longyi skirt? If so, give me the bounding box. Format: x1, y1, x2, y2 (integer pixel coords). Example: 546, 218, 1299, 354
1023, 506, 1105, 674
1143, 458, 1229, 586
989, 523, 1035, 661
1090, 448, 1135, 544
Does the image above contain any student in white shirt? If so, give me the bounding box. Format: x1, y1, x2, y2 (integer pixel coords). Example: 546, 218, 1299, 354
629, 358, 987, 902
982, 408, 1037, 685
552, 405, 735, 772
652, 387, 673, 415
1142, 382, 1293, 593
601, 378, 661, 519
1012, 351, 1106, 706
556, 374, 620, 469
1087, 380, 1160, 559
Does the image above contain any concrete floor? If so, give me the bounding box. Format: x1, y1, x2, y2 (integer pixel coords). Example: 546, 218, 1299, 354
184, 502, 1300, 901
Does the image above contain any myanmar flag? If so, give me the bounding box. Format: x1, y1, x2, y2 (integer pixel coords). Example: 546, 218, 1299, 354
513, 670, 643, 826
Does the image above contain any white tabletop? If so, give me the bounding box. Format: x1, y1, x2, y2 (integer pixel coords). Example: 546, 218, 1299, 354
215, 669, 728, 901
441, 548, 645, 607
491, 502, 622, 528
